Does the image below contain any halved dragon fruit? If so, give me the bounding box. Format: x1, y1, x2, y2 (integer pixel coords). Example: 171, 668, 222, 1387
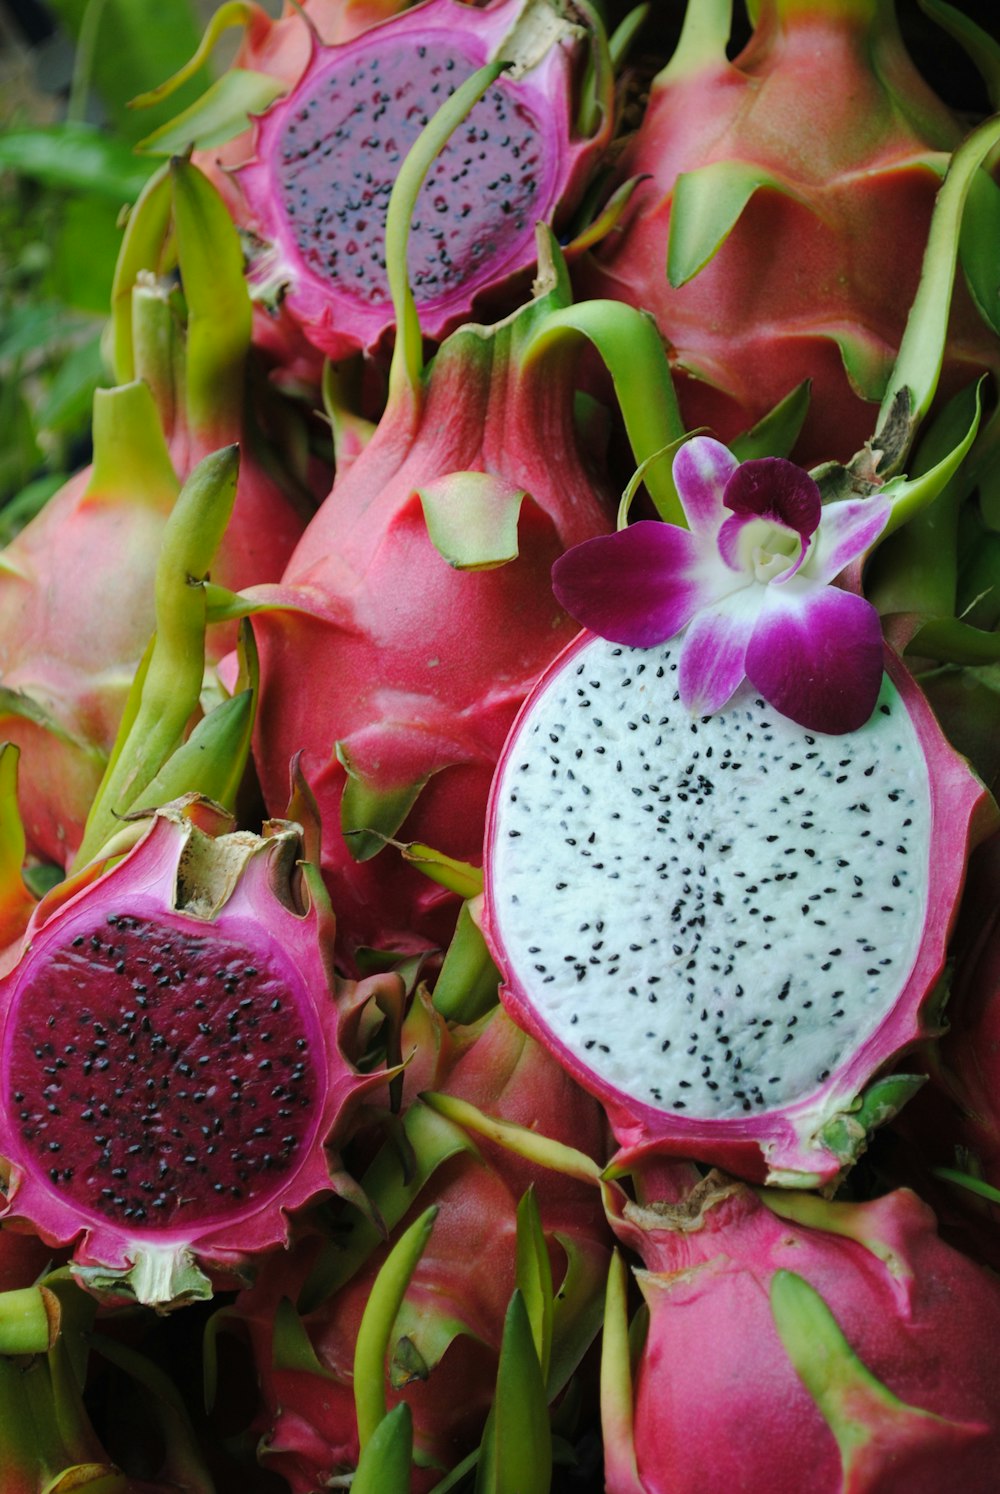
603, 1171, 1000, 1492
483, 628, 993, 1187
0, 797, 400, 1310
234, 0, 611, 360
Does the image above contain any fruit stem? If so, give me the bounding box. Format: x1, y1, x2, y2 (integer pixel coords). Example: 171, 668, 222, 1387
385, 61, 509, 404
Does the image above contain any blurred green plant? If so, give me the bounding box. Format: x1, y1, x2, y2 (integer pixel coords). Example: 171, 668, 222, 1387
0, 0, 215, 525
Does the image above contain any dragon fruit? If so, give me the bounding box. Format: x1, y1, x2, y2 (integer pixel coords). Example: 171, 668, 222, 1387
0, 159, 312, 869
0, 795, 402, 1311
603, 1171, 1000, 1492
232, 0, 612, 362
231, 991, 610, 1490
483, 612, 992, 1186
578, 0, 998, 466
244, 232, 627, 964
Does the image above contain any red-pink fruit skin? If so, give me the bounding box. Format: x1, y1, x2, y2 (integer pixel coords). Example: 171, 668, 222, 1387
577, 5, 997, 467
483, 633, 995, 1187
609, 1181, 1000, 1494
247, 329, 615, 964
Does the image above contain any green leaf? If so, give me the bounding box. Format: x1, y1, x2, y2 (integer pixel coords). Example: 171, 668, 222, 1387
730, 380, 811, 461
523, 297, 684, 524
960, 168, 1000, 336
137, 69, 288, 155
432, 898, 500, 1025
352, 1402, 414, 1494
354, 1206, 438, 1453
0, 124, 154, 201
47, 0, 209, 144
599, 1251, 640, 1494
875, 112, 1000, 470
475, 1290, 551, 1494
516, 1189, 553, 1385
906, 617, 1000, 665
337, 743, 428, 863
418, 472, 526, 570
770, 1269, 965, 1481
51, 195, 132, 315
668, 161, 807, 288
918, 0, 1000, 109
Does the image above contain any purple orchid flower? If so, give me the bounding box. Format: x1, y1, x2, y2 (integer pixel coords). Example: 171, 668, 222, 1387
551, 436, 892, 735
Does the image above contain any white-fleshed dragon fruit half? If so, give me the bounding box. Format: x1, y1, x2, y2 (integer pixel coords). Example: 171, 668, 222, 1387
483, 623, 993, 1188
0, 796, 401, 1310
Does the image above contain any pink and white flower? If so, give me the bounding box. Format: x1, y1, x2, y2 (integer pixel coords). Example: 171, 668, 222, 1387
551, 436, 891, 735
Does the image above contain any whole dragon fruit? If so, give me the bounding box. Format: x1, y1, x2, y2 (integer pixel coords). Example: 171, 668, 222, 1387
244, 235, 620, 964
0, 159, 312, 869
231, 992, 611, 1491
579, 0, 997, 465
483, 614, 991, 1187
232, 0, 612, 362
0, 796, 402, 1311
603, 1171, 1000, 1492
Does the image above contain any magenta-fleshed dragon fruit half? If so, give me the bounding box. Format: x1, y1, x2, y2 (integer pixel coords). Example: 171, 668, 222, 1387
578, 0, 998, 466
483, 623, 993, 1187
233, 0, 611, 361
0, 796, 401, 1311
602, 1171, 1000, 1492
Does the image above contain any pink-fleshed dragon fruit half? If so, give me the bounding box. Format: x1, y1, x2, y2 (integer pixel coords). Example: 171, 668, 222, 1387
602, 1171, 1000, 1493
0, 795, 403, 1312
578, 0, 999, 466
228, 992, 611, 1491
230, 0, 612, 362
483, 450, 994, 1186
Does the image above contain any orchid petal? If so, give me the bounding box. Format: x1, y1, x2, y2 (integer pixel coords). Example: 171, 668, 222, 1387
672, 437, 739, 535
678, 585, 759, 716
552, 522, 709, 647
723, 457, 822, 537
745, 582, 884, 734
805, 496, 892, 584
716, 510, 805, 579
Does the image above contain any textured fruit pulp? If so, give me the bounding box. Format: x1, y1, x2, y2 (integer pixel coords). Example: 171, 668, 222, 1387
274, 40, 545, 305
5, 913, 318, 1230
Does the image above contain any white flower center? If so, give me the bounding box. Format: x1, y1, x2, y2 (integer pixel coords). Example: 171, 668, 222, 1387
739, 518, 802, 583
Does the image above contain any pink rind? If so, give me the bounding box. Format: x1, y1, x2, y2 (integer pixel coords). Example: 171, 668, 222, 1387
483, 631, 995, 1188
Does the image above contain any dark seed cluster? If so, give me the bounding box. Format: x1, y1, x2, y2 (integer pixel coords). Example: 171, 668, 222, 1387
491, 639, 931, 1120
276, 42, 543, 306
7, 914, 317, 1230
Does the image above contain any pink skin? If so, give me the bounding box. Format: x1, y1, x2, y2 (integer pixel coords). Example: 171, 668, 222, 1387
234, 0, 608, 365
552, 436, 891, 734
245, 313, 615, 965
235, 1000, 611, 1492
0, 800, 397, 1289
604, 1173, 1000, 1493
577, 1, 996, 466
483, 629, 993, 1188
